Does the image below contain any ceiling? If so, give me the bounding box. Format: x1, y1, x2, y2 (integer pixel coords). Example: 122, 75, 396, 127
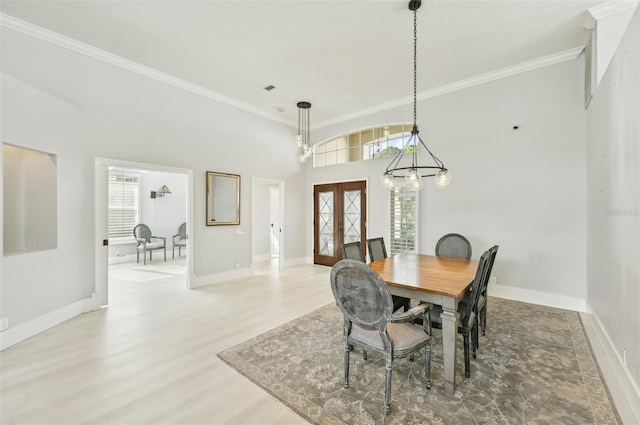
1, 0, 605, 128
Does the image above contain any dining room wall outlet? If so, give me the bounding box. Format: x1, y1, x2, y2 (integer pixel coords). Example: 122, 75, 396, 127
489, 276, 497, 286
0, 318, 8, 332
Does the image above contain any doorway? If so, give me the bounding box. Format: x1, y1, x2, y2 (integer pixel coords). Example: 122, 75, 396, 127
313, 180, 366, 266
251, 178, 285, 269
94, 158, 193, 309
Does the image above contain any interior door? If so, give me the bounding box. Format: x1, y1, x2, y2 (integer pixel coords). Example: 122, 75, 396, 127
269, 186, 280, 258
313, 181, 366, 266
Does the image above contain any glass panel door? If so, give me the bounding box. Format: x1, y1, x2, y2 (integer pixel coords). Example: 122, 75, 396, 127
318, 190, 334, 256
313, 181, 366, 266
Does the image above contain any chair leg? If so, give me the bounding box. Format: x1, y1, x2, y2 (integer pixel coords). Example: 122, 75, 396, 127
143, 249, 147, 265
425, 344, 432, 389
463, 329, 471, 378
472, 325, 478, 359
343, 344, 350, 389
481, 304, 487, 336
474, 316, 480, 352
149, 250, 152, 263
136, 250, 140, 264
172, 246, 175, 259
384, 364, 392, 414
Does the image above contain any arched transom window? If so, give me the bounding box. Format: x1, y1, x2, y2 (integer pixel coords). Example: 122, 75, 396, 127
314, 124, 413, 167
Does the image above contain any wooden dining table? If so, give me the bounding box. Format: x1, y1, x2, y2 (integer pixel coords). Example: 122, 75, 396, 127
369, 253, 479, 395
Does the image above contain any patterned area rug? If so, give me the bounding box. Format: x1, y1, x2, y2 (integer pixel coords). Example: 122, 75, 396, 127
217, 298, 618, 425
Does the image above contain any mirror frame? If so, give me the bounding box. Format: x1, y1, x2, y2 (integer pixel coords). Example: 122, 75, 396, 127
206, 171, 240, 226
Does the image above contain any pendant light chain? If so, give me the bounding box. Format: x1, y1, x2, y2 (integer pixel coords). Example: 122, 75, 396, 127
413, 8, 418, 128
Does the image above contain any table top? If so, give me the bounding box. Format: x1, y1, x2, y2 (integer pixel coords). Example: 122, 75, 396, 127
369, 253, 479, 299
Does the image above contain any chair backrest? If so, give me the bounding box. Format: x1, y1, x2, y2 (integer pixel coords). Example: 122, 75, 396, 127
460, 249, 492, 321
341, 242, 365, 262
330, 259, 393, 332
367, 237, 387, 263
178, 222, 187, 239
133, 224, 152, 242
435, 233, 472, 259
479, 245, 499, 295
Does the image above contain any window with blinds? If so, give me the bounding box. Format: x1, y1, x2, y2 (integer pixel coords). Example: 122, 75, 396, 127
389, 187, 418, 255
108, 172, 140, 240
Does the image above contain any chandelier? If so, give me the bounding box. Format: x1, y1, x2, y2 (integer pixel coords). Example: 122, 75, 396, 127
295, 101, 312, 163
381, 0, 451, 191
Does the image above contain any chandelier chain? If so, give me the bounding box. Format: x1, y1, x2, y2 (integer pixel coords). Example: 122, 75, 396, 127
413, 8, 417, 128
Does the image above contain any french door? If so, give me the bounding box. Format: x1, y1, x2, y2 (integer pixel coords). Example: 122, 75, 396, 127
313, 181, 366, 266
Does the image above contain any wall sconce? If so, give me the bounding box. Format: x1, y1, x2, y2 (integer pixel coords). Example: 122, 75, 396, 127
150, 185, 171, 199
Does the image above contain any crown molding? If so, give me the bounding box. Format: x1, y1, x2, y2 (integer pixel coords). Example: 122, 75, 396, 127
2, 12, 586, 131
314, 46, 585, 129
1, 13, 293, 126
588, 0, 639, 20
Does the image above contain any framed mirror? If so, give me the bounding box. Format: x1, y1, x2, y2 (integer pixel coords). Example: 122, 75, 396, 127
206, 171, 240, 226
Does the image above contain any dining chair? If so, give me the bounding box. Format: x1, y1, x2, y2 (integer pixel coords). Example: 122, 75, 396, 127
367, 237, 410, 313
430, 249, 491, 378
133, 224, 167, 265
341, 241, 366, 262
330, 259, 432, 414
366, 237, 387, 263
435, 233, 472, 259
172, 222, 188, 259
476, 245, 499, 338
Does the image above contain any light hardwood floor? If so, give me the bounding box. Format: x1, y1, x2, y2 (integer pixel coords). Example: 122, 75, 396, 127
1, 259, 632, 424
1, 259, 335, 424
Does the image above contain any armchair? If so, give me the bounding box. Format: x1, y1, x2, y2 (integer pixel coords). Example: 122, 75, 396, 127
133, 224, 167, 265
172, 222, 187, 259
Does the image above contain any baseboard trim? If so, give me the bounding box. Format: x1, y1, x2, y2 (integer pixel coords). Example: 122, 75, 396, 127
581, 310, 640, 425
191, 267, 255, 288
0, 298, 92, 351
488, 282, 587, 312
284, 256, 312, 268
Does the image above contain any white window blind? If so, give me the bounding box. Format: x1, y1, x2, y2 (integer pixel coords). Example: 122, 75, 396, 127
108, 172, 140, 240
389, 187, 417, 255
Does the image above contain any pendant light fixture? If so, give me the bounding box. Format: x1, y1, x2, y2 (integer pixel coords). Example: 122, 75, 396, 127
381, 0, 451, 191
295, 101, 312, 163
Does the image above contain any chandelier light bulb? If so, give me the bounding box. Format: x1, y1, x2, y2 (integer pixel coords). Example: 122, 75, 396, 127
380, 172, 395, 190
405, 168, 422, 187
410, 178, 424, 191
434, 170, 452, 189
295, 134, 303, 146
299, 154, 307, 163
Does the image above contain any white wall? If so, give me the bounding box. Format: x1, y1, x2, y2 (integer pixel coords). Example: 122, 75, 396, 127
1, 26, 308, 332
586, 8, 640, 393
1, 74, 94, 328
310, 58, 588, 304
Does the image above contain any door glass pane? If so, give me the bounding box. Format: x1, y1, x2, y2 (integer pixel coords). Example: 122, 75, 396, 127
319, 191, 334, 256
343, 190, 361, 243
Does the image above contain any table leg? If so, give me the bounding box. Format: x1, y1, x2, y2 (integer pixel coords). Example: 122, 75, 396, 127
440, 298, 458, 395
